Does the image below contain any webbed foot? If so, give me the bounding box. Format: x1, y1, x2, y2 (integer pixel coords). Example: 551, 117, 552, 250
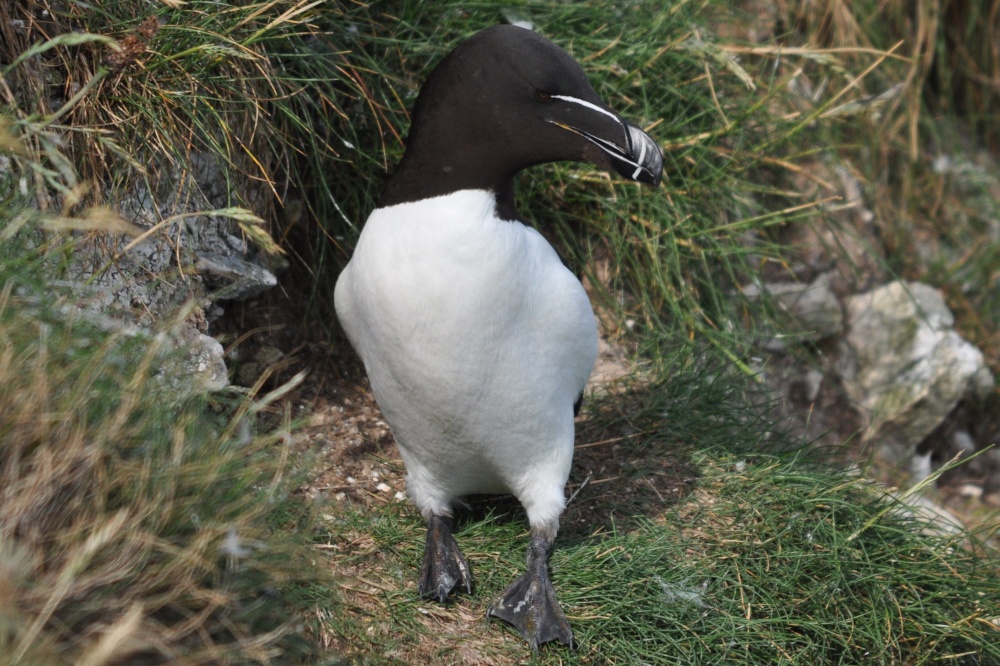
487, 534, 573, 650
418, 514, 472, 602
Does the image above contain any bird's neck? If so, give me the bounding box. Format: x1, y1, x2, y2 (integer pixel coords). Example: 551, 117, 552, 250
379, 145, 519, 221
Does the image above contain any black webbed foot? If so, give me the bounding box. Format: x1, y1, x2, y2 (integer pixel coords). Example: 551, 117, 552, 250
418, 514, 472, 602
487, 533, 573, 650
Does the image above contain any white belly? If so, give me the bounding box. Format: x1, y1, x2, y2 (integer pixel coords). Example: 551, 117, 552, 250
334, 190, 598, 525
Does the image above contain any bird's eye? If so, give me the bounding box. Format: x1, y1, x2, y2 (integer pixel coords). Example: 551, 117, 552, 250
536, 90, 552, 102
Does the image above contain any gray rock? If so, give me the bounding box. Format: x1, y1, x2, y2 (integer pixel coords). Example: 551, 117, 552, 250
743, 272, 843, 349
910, 452, 933, 483
47, 299, 231, 397
196, 253, 277, 301
840, 280, 994, 464
234, 344, 287, 387
802, 368, 824, 403
108, 159, 277, 311
254, 344, 285, 366
235, 362, 262, 388
187, 333, 229, 391
47, 153, 283, 392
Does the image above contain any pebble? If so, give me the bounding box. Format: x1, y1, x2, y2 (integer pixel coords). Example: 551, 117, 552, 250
956, 484, 983, 499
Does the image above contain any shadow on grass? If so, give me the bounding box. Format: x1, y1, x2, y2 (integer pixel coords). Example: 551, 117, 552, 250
457, 360, 761, 547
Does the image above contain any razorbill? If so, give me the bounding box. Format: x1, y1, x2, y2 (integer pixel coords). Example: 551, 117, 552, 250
334, 24, 662, 649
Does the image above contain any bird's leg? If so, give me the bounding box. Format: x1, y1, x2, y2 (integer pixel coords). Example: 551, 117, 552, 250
487, 524, 573, 650
418, 514, 472, 602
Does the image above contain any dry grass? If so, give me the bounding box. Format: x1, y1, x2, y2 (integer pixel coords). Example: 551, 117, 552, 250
0, 275, 321, 664
748, 1, 1000, 367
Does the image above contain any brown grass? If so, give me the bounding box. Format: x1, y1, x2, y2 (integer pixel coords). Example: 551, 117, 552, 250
0, 289, 315, 665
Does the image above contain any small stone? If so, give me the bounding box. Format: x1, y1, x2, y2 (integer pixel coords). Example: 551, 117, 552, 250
896, 492, 965, 536
235, 361, 261, 387
951, 430, 977, 455
254, 344, 284, 365
376, 482, 391, 493
189, 334, 228, 391
910, 452, 932, 484
803, 368, 823, 403
955, 484, 983, 499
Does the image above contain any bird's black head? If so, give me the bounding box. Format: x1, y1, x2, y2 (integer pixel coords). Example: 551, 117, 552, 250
379, 25, 663, 218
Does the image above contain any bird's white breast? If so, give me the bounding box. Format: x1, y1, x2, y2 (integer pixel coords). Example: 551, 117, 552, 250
334, 190, 597, 517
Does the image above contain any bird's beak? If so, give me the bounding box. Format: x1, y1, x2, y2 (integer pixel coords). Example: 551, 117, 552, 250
547, 95, 663, 187
619, 122, 663, 186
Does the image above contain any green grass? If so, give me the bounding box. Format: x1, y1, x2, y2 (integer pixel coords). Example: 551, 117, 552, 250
315, 368, 999, 664
2, 0, 1000, 664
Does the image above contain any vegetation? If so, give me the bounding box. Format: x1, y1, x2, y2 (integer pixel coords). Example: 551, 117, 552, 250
0, 0, 997, 664
317, 374, 999, 663
760, 0, 1000, 366
0, 242, 320, 663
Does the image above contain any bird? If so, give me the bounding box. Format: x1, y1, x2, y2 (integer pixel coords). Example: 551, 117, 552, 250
334, 24, 662, 649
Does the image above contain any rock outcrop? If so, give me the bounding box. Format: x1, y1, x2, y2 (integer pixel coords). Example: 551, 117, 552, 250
839, 280, 994, 465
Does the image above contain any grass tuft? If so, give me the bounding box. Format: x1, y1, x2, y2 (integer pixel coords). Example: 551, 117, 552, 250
0, 249, 324, 664
0, 251, 324, 664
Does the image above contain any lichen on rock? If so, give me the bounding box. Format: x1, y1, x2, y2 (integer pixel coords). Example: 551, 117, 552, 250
839, 280, 994, 464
